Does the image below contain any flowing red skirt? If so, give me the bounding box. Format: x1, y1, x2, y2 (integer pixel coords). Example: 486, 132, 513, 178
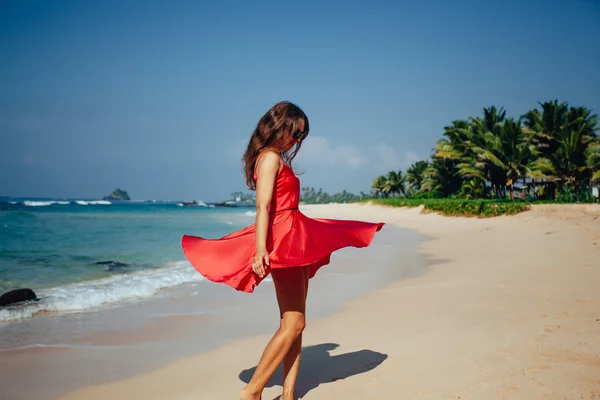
182, 209, 384, 293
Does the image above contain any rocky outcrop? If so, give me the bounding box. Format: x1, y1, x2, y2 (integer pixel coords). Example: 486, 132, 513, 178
103, 188, 131, 201
95, 260, 130, 271
0, 288, 37, 307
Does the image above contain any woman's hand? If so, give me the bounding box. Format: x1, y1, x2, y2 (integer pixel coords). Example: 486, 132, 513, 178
252, 248, 270, 278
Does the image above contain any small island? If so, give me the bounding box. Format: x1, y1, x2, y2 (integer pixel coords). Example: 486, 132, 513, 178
103, 188, 131, 201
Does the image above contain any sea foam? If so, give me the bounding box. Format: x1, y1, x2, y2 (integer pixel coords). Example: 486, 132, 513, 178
19, 200, 110, 206
0, 261, 202, 322
74, 200, 111, 205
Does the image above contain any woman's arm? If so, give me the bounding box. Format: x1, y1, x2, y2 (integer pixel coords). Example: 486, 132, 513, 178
252, 151, 280, 277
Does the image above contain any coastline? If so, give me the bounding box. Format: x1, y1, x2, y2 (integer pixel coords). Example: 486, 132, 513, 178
6, 203, 600, 399
0, 210, 424, 400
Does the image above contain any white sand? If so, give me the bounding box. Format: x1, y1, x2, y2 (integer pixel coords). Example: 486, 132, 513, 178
61, 203, 600, 399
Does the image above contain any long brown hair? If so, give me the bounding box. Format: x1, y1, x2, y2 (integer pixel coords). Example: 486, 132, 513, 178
242, 101, 309, 190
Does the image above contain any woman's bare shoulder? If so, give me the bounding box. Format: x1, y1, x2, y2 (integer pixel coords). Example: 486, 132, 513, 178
256, 150, 282, 168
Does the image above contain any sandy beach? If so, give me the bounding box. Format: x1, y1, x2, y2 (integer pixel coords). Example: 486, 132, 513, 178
44, 203, 600, 399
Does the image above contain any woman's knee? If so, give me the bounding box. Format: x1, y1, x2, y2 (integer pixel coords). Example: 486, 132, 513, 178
280, 313, 306, 337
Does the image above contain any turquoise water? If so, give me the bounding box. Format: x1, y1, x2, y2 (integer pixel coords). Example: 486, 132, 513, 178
0, 198, 255, 321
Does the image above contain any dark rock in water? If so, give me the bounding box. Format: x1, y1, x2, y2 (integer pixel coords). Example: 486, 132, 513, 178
0, 288, 37, 307
102, 188, 131, 201
95, 260, 130, 271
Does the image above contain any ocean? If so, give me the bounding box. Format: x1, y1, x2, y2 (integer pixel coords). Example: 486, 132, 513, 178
0, 198, 256, 323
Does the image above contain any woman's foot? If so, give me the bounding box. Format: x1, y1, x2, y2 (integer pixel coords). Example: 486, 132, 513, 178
239, 387, 261, 400
280, 395, 296, 400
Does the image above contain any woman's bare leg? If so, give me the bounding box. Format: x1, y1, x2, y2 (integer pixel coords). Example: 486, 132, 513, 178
240, 267, 307, 400
281, 266, 310, 400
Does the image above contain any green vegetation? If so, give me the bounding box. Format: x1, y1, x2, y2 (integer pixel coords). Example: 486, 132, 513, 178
228, 188, 369, 205
370, 198, 530, 217
370, 100, 599, 216
300, 187, 368, 204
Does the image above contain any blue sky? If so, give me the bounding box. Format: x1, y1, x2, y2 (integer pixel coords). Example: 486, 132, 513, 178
1, 0, 599, 201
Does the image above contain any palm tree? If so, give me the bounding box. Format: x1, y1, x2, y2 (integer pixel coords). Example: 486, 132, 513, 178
371, 175, 388, 198
406, 160, 429, 193
522, 100, 570, 159
473, 117, 540, 198
371, 171, 407, 198
435, 119, 483, 182
421, 155, 462, 197
475, 108, 507, 194
385, 170, 407, 197
586, 140, 600, 184
435, 106, 541, 199
523, 100, 599, 196
434, 107, 508, 197
458, 179, 486, 199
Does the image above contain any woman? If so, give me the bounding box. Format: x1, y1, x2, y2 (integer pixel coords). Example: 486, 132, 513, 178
182, 101, 384, 400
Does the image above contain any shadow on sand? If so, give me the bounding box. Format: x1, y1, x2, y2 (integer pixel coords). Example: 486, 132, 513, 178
239, 343, 388, 399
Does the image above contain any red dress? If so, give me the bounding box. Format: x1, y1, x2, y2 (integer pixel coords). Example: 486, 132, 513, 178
181, 158, 384, 293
